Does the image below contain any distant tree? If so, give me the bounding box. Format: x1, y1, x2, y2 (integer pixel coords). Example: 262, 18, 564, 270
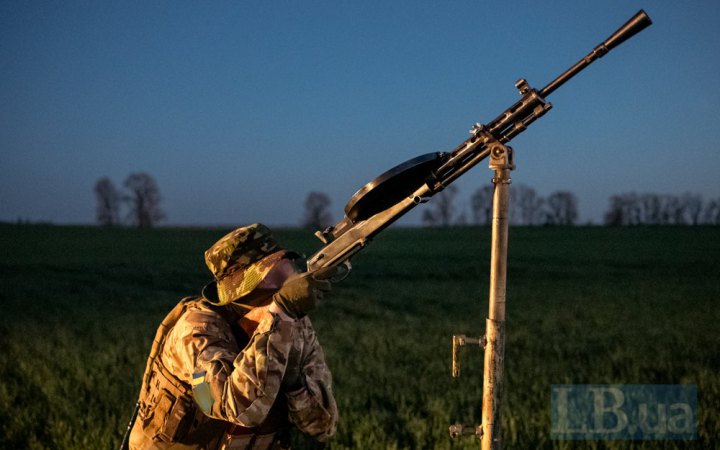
123, 172, 165, 228
455, 208, 468, 226
682, 193, 703, 225
604, 194, 624, 226
605, 192, 712, 226
702, 198, 720, 225
657, 195, 672, 224
604, 192, 642, 226
422, 185, 458, 227
94, 177, 121, 226
545, 191, 578, 226
658, 194, 685, 225
470, 185, 494, 225
625, 192, 642, 225
420, 210, 436, 227
512, 184, 545, 225
639, 193, 661, 225
303, 191, 332, 230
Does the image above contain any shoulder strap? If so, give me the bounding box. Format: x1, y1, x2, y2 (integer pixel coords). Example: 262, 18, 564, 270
141, 296, 198, 389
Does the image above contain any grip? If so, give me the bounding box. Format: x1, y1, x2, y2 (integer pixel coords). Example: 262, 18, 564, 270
310, 260, 352, 282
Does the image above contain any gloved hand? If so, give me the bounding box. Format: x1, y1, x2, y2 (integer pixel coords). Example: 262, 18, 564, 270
271, 267, 338, 319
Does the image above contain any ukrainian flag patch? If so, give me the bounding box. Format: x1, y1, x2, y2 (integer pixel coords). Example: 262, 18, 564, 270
191, 371, 214, 415
192, 371, 206, 386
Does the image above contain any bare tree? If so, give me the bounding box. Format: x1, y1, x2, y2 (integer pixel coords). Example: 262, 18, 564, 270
604, 195, 623, 226
94, 177, 121, 226
545, 191, 578, 226
455, 209, 468, 226
470, 185, 494, 225
625, 192, 642, 225
422, 185, 458, 227
702, 198, 720, 225
682, 193, 703, 225
639, 193, 661, 225
512, 184, 545, 225
605, 192, 713, 226
604, 192, 643, 226
658, 194, 684, 225
124, 172, 165, 228
303, 191, 332, 230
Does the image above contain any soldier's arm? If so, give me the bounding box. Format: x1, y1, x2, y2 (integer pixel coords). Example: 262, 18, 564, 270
171, 309, 299, 428
284, 317, 338, 442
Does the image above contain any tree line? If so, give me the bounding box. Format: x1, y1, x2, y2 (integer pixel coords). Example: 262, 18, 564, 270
94, 173, 165, 228
604, 192, 720, 226
299, 185, 579, 229
93, 178, 718, 229
421, 184, 579, 227
300, 188, 720, 229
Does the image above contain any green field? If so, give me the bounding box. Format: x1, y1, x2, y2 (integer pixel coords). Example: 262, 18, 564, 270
1, 224, 718, 449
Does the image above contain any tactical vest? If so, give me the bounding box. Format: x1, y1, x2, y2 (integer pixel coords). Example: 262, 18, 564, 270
136, 296, 225, 445
134, 297, 291, 449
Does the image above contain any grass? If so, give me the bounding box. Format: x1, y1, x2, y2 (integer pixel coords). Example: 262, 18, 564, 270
0, 224, 718, 449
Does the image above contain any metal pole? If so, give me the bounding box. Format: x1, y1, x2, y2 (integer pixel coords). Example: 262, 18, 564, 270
481, 144, 514, 450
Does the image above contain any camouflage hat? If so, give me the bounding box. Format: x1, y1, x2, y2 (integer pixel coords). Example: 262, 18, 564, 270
203, 223, 286, 306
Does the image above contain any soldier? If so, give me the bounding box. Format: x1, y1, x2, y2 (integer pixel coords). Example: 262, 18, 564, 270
128, 224, 339, 449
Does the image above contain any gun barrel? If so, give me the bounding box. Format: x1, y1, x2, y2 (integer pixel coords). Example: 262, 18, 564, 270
603, 9, 653, 51
539, 10, 652, 98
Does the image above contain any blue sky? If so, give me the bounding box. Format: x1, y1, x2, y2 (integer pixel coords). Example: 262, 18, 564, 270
1, 1, 719, 226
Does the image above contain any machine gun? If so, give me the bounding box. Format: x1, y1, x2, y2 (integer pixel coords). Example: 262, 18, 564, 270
307, 10, 652, 277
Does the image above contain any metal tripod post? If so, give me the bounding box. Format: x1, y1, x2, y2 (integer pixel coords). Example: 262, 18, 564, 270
482, 143, 514, 450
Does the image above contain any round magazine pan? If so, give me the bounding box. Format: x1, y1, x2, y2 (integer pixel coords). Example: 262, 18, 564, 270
344, 152, 443, 222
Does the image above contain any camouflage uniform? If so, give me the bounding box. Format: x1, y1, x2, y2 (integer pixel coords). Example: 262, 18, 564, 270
129, 225, 338, 449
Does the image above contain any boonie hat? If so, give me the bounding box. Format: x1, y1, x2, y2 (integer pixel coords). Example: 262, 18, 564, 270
202, 223, 288, 305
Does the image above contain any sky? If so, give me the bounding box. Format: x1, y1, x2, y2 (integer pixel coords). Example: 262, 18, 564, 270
1, 0, 719, 227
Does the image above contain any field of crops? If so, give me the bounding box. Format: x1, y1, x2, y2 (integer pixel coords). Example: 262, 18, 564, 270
1, 224, 718, 449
